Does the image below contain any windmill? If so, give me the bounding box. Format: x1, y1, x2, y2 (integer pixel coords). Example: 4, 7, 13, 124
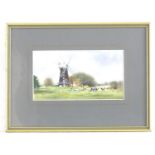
58, 56, 72, 86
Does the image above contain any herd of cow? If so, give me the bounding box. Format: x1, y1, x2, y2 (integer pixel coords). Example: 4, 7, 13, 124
71, 86, 111, 92
90, 87, 109, 92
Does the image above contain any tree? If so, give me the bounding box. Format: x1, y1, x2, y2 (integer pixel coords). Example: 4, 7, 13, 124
33, 75, 40, 88
110, 81, 118, 89
70, 72, 96, 87
69, 76, 81, 86
44, 78, 53, 87
110, 81, 123, 89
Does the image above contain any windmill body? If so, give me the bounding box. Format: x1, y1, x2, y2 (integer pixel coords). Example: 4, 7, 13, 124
58, 63, 70, 86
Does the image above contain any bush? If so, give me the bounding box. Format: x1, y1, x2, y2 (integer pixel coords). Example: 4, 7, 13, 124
110, 81, 123, 89
44, 78, 53, 87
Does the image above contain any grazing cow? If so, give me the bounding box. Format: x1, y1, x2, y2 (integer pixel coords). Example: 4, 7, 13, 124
90, 87, 98, 92
100, 88, 105, 91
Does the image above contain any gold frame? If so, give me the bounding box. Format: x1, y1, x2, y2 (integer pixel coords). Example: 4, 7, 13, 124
6, 23, 150, 132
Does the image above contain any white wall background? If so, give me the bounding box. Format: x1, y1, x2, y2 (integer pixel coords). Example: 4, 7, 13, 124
0, 0, 154, 155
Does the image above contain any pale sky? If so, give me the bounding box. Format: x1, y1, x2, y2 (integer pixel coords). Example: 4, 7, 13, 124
33, 50, 124, 85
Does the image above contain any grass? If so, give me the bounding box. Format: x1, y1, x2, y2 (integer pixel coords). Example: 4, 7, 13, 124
33, 86, 124, 100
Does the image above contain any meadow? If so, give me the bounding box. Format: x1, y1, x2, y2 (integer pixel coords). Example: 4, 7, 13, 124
33, 86, 124, 100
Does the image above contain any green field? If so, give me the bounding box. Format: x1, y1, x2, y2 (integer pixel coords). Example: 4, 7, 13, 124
33, 86, 124, 100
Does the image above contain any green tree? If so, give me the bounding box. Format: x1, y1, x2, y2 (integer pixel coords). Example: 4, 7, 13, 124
110, 81, 118, 89
110, 81, 123, 89
33, 75, 40, 88
70, 72, 96, 87
44, 78, 53, 87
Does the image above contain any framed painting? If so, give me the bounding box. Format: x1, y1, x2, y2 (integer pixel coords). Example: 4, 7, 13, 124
7, 23, 150, 132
